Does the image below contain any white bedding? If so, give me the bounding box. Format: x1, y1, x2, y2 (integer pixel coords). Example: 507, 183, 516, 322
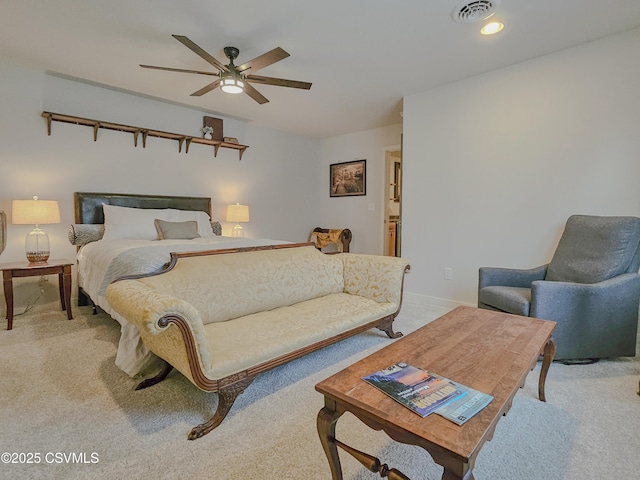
77, 236, 289, 377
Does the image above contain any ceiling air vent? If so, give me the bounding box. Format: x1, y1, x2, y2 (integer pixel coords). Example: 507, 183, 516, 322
452, 0, 500, 23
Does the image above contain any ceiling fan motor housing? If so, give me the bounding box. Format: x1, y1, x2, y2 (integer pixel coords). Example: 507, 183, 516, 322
224, 46, 240, 62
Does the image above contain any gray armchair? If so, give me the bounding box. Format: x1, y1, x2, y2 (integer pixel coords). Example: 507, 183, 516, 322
478, 215, 640, 361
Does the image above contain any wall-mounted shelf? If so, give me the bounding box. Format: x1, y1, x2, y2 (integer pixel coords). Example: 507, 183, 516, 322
41, 112, 249, 160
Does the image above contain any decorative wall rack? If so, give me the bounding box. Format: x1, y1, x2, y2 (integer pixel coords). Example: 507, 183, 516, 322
41, 112, 249, 160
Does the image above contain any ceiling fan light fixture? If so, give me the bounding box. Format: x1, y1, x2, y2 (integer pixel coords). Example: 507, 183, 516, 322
221, 76, 244, 94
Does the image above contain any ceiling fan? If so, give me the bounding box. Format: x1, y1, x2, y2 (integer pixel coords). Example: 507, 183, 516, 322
140, 35, 312, 104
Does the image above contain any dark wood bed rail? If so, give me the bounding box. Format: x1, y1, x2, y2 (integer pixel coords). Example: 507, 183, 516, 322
110, 242, 316, 283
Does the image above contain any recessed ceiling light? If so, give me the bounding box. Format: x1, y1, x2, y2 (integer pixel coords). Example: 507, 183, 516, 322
481, 21, 504, 35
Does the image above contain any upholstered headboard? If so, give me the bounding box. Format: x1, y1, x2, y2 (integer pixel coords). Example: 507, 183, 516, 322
74, 192, 212, 224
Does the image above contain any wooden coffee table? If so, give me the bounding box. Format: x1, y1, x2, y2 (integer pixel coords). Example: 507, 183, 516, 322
316, 306, 556, 480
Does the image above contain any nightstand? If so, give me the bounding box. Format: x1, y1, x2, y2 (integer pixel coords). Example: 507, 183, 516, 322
1, 259, 73, 330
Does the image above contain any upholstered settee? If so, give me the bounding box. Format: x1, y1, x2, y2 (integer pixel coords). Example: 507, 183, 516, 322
105, 243, 410, 439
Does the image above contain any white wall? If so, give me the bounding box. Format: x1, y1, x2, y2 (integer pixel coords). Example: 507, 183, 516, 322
4, 27, 640, 314
402, 27, 640, 306
0, 63, 320, 308
318, 124, 403, 254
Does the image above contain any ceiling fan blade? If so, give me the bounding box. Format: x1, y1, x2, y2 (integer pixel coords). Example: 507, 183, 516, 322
172, 35, 229, 72
246, 74, 312, 90
190, 79, 222, 97
243, 82, 269, 104
236, 47, 290, 73
140, 64, 219, 77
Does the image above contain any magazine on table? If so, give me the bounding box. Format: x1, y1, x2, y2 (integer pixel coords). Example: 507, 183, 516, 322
362, 362, 493, 425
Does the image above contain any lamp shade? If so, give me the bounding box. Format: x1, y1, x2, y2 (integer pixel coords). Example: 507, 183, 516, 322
12, 196, 61, 225
226, 204, 250, 223
12, 196, 61, 263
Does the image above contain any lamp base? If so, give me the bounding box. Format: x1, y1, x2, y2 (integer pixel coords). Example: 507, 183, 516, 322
25, 227, 50, 264
26, 251, 50, 264
231, 224, 244, 238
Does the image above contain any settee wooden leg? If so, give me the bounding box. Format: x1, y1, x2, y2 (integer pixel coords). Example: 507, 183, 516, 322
135, 360, 174, 390
188, 376, 255, 440
376, 316, 403, 339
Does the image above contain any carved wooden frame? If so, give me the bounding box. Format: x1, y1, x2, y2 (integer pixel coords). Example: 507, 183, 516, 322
124, 242, 410, 439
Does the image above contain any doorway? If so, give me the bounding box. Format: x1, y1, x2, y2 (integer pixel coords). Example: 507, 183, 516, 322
383, 146, 402, 257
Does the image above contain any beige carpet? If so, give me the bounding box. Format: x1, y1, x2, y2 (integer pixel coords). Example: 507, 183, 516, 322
1, 299, 640, 480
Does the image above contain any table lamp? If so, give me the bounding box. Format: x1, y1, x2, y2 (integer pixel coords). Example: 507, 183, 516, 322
226, 203, 249, 238
12, 196, 61, 263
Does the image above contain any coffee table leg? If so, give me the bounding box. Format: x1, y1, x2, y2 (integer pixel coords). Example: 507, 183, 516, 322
317, 401, 345, 480
436, 455, 474, 480
538, 338, 556, 402
442, 469, 474, 480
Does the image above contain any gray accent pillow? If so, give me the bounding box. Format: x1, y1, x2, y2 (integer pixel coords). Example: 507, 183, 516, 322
68, 224, 105, 246
546, 215, 640, 284
210, 221, 222, 236
154, 219, 200, 240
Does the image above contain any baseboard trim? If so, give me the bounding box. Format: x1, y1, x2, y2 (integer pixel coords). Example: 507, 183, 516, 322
404, 292, 475, 311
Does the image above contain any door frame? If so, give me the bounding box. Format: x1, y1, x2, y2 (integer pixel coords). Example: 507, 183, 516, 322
383, 144, 402, 256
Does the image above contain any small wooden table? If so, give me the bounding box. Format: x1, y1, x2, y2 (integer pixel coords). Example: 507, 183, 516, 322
1, 259, 73, 330
316, 306, 556, 480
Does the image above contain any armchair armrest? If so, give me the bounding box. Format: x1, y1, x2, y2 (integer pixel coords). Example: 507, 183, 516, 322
531, 273, 640, 359
342, 254, 410, 305
479, 265, 548, 289
531, 273, 640, 320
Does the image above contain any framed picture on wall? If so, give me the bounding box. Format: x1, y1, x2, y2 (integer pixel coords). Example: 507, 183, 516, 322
330, 159, 366, 197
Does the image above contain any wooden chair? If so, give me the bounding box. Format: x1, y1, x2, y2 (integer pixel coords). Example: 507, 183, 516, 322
309, 227, 352, 253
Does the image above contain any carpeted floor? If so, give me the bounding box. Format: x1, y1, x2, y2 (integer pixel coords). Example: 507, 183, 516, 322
1, 299, 639, 479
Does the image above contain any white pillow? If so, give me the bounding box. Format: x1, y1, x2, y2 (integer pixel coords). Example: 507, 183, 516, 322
174, 209, 214, 237
102, 204, 178, 240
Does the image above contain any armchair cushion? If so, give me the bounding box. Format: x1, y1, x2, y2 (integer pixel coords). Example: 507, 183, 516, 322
546, 215, 640, 284
479, 265, 547, 290
478, 286, 531, 316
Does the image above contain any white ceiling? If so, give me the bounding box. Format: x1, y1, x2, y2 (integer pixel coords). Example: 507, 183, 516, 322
2, 1, 640, 139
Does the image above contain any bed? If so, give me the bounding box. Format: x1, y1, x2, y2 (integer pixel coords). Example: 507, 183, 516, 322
71, 192, 288, 377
